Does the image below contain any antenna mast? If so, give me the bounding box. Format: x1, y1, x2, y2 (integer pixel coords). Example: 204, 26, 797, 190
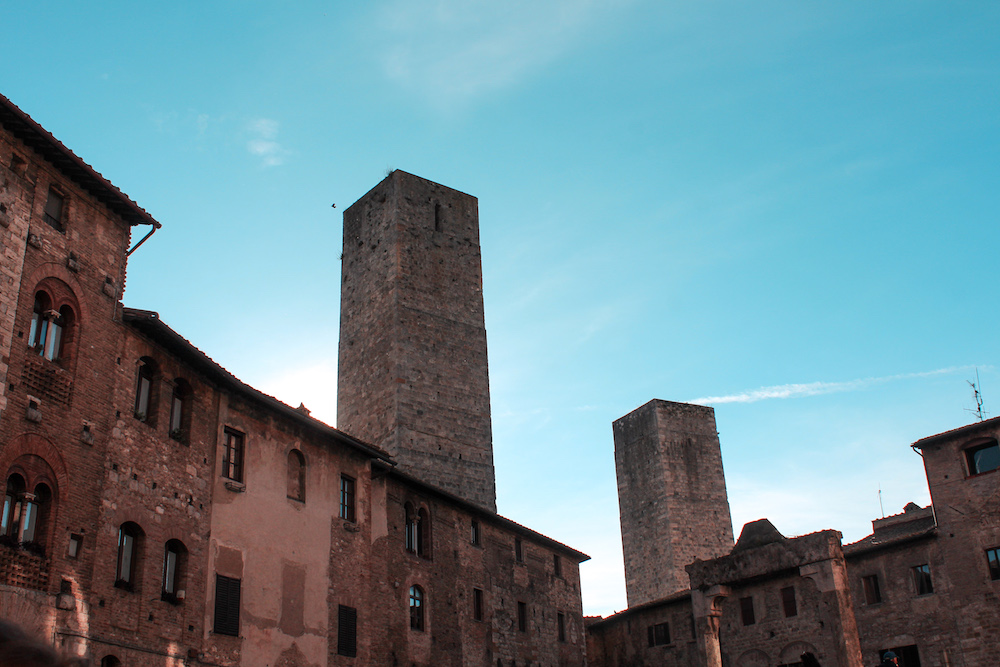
966, 368, 987, 422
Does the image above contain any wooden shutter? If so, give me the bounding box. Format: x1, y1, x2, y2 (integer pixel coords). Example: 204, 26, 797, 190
337, 605, 357, 657
214, 575, 241, 636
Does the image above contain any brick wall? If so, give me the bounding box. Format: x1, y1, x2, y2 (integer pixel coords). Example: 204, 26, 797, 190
338, 170, 497, 512
614, 400, 734, 606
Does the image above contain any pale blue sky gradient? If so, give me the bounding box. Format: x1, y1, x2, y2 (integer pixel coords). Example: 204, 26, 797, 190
4, 1, 998, 615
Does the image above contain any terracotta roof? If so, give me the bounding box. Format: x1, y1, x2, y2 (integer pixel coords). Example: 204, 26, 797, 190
122, 307, 589, 562
122, 308, 392, 464
913, 415, 1000, 449
0, 93, 159, 228
843, 506, 936, 557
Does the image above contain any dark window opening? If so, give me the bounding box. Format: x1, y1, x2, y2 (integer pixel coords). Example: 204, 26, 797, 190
862, 574, 882, 604
337, 604, 358, 657
739, 596, 755, 626
134, 358, 159, 423
554, 553, 562, 577
43, 188, 65, 230
68, 533, 82, 559
116, 522, 143, 590
223, 428, 245, 483
647, 622, 669, 647
340, 475, 355, 521
287, 450, 306, 502
517, 601, 527, 632
162, 539, 186, 604
880, 645, 921, 667
169, 379, 192, 442
471, 519, 480, 545
781, 586, 797, 617
965, 440, 1000, 476
409, 585, 424, 631
473, 587, 484, 621
985, 548, 999, 581
214, 574, 241, 636
911, 564, 933, 596
558, 612, 566, 642
515, 538, 523, 563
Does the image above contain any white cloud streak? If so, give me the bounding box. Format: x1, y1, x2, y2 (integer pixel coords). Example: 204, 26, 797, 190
690, 365, 983, 406
246, 118, 289, 167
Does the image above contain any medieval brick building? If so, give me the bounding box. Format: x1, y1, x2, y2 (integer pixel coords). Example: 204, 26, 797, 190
0, 94, 588, 667
587, 400, 1000, 667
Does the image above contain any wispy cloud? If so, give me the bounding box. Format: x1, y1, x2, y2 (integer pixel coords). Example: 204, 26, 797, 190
373, 0, 632, 109
246, 118, 289, 167
690, 365, 983, 405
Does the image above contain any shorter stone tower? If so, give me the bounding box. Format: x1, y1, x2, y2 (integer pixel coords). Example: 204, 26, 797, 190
614, 399, 734, 606
337, 170, 497, 511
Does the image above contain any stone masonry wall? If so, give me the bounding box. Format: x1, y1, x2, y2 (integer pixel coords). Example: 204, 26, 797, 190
614, 400, 734, 607
338, 170, 497, 512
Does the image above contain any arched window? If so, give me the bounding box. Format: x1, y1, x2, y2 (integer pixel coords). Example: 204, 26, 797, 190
1, 474, 26, 539
20, 483, 51, 548
162, 539, 187, 604
100, 656, 121, 667
965, 439, 1000, 476
409, 585, 424, 631
27, 292, 68, 362
134, 358, 159, 424
405, 503, 417, 553
287, 450, 305, 502
169, 378, 193, 442
116, 522, 143, 591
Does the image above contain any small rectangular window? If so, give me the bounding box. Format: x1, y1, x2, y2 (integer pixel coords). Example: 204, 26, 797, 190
739, 596, 755, 626
43, 188, 64, 230
471, 519, 480, 545
647, 622, 669, 646
473, 587, 484, 621
515, 538, 523, 563
68, 534, 82, 559
517, 601, 527, 632
337, 605, 357, 657
911, 564, 934, 595
986, 548, 1000, 581
557, 612, 566, 643
223, 428, 245, 482
554, 553, 562, 577
340, 475, 356, 522
214, 574, 241, 636
965, 440, 1000, 476
862, 574, 882, 604
780, 586, 797, 617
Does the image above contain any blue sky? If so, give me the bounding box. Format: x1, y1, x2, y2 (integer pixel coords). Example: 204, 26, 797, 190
4, 1, 998, 616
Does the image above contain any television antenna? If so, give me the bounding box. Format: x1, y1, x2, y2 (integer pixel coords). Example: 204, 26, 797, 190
966, 368, 987, 422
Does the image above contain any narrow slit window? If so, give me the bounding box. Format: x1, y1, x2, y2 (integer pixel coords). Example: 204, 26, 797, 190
43, 188, 65, 230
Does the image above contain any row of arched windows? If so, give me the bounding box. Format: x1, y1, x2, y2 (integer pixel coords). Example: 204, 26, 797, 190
1, 474, 52, 549
133, 357, 193, 443
27, 286, 77, 365
114, 521, 188, 603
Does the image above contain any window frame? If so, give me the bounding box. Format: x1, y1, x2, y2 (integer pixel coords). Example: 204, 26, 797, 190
473, 587, 484, 622
337, 604, 358, 657
134, 361, 155, 422
862, 574, 882, 604
471, 519, 480, 546
780, 585, 797, 617
222, 428, 245, 483
911, 564, 934, 596
557, 612, 567, 643
115, 523, 142, 591
515, 538, 523, 563
162, 539, 186, 604
286, 450, 306, 502
214, 574, 242, 636
985, 547, 1000, 581
517, 600, 528, 633
739, 596, 755, 626
409, 585, 425, 631
647, 621, 670, 647
339, 475, 355, 521
964, 439, 1000, 477
43, 187, 66, 231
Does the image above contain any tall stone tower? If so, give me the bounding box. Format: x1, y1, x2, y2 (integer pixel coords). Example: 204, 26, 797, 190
337, 170, 497, 512
614, 399, 734, 606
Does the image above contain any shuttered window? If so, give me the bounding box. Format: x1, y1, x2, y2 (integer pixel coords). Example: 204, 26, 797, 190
214, 575, 241, 636
337, 605, 358, 657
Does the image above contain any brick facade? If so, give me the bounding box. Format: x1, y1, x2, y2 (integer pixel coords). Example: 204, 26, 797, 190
0, 94, 587, 667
